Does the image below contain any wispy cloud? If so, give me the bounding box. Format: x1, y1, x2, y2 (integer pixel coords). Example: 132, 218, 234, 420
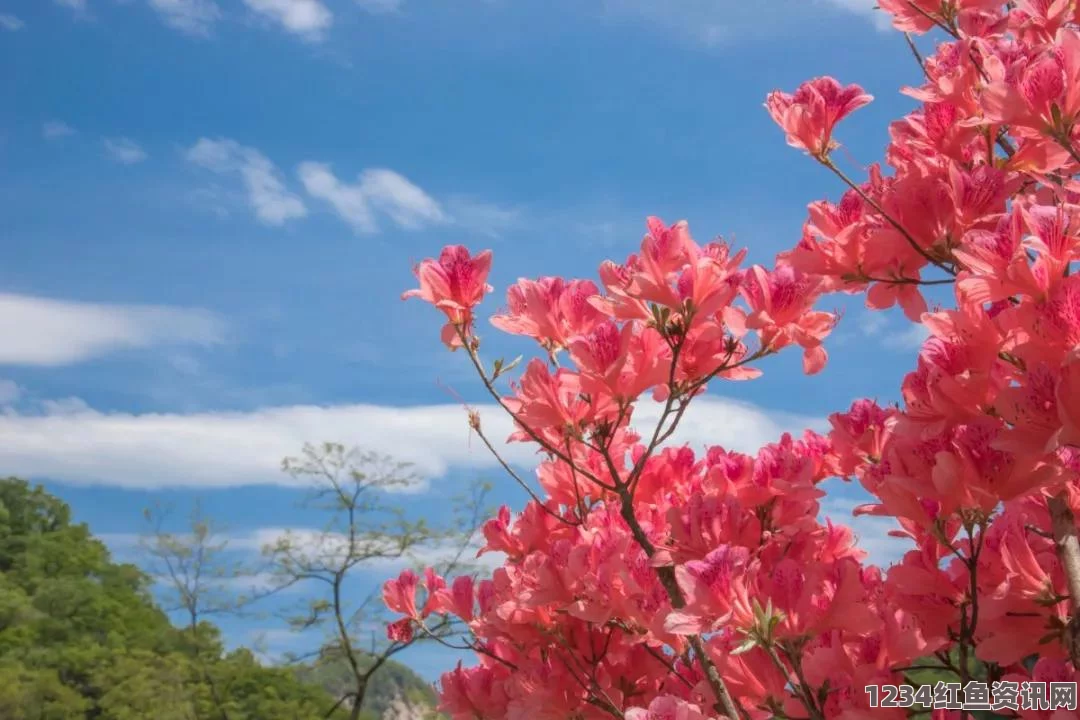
223, 527, 501, 573
354, 0, 403, 13
105, 526, 505, 585
298, 163, 447, 234
0, 293, 226, 366
103, 137, 149, 165
883, 323, 930, 350
148, 0, 222, 36
856, 311, 929, 351
187, 138, 308, 226
54, 0, 87, 10
598, 0, 891, 47
42, 121, 76, 140
187, 142, 512, 235
822, 0, 894, 30
0, 14, 24, 31
297, 163, 519, 237
242, 0, 332, 41
0, 395, 819, 489
856, 311, 888, 338
444, 196, 522, 240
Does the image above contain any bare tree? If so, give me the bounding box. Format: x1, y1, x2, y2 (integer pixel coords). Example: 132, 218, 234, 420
142, 500, 241, 720
142, 500, 240, 632
262, 443, 490, 720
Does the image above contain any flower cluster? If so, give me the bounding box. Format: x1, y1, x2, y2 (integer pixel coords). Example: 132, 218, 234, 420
392, 3, 1080, 719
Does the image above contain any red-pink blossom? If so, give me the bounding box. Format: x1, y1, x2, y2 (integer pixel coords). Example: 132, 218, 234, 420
766, 77, 873, 157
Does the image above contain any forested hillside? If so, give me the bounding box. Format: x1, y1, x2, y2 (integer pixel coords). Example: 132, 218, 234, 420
296, 651, 439, 718
0, 477, 438, 720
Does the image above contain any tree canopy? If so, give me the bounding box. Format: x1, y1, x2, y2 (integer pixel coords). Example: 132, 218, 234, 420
0, 476, 436, 720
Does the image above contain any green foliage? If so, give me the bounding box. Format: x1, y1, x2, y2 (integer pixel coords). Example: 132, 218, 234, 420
0, 477, 357, 719
903, 647, 1015, 719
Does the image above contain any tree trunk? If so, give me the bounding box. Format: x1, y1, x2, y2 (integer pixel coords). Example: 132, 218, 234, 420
1049, 492, 1080, 664
348, 678, 367, 720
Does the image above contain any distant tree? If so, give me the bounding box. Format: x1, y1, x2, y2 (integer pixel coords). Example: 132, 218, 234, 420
141, 500, 244, 720
262, 443, 489, 720
141, 500, 239, 635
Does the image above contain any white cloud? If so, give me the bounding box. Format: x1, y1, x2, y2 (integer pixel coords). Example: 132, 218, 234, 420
298, 163, 447, 235
0, 293, 226, 366
360, 169, 447, 229
242, 0, 332, 40
188, 146, 509, 236
0, 394, 820, 489
296, 165, 517, 237
296, 163, 374, 232
42, 121, 76, 139
0, 14, 24, 30
232, 528, 422, 557
187, 138, 308, 226
225, 528, 500, 573
54, 0, 87, 10
148, 0, 222, 36
100, 526, 501, 574
103, 137, 149, 165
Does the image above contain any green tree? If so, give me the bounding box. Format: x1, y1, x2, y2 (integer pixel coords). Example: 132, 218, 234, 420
0, 476, 345, 719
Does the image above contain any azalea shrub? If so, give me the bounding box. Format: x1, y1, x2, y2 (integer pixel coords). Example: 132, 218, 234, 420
386, 2, 1080, 718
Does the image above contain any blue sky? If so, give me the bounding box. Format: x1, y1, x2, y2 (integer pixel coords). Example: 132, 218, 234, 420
2, 0, 939, 683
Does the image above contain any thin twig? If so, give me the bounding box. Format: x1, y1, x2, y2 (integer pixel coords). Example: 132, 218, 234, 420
455, 326, 613, 491
472, 423, 579, 527
863, 274, 954, 286
904, 32, 930, 80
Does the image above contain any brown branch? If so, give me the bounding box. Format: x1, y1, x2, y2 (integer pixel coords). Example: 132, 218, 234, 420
613, 486, 746, 720
904, 32, 930, 80
996, 128, 1017, 158
324, 692, 356, 719
452, 304, 778, 720
1055, 134, 1080, 168
862, 274, 954, 286
689, 635, 745, 720
763, 645, 814, 718
820, 157, 957, 275
783, 647, 825, 720
455, 325, 613, 490
553, 650, 624, 719
472, 423, 579, 527
905, 0, 952, 34
643, 645, 695, 689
